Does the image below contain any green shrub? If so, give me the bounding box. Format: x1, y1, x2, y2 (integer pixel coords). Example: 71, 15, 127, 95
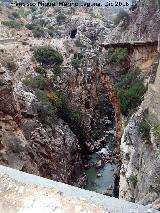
113, 9, 129, 26
47, 91, 62, 108
138, 118, 151, 138
73, 52, 83, 60
106, 48, 128, 63
56, 13, 66, 23
116, 67, 140, 89
119, 80, 146, 115
35, 66, 46, 74
25, 23, 36, 30
11, 11, 20, 18
153, 125, 160, 141
117, 67, 147, 115
36, 89, 57, 125
36, 89, 48, 104
47, 25, 54, 37
51, 65, 62, 75
2, 20, 22, 28
51, 92, 87, 142
34, 46, 63, 67
48, 25, 54, 31
128, 175, 137, 188
32, 26, 46, 38
71, 58, 81, 69
25, 21, 47, 38
23, 76, 46, 90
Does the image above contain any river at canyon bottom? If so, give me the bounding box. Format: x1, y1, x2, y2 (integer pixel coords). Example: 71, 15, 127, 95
84, 132, 117, 195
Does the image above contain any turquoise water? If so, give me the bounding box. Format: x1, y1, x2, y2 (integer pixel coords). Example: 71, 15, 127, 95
85, 133, 117, 194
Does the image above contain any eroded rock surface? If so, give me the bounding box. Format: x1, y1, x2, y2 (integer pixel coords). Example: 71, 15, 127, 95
107, 0, 160, 43
120, 109, 160, 210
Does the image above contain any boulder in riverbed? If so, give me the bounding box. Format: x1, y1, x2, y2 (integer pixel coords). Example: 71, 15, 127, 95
95, 160, 103, 169
97, 173, 102, 177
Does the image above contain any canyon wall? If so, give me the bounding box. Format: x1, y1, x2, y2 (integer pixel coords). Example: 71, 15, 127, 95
0, 5, 117, 188
0, 68, 85, 186
105, 0, 160, 209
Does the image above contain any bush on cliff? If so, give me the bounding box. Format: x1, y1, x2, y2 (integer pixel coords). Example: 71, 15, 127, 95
35, 66, 46, 75
56, 13, 66, 23
128, 175, 137, 188
32, 26, 46, 38
71, 58, 81, 69
46, 90, 86, 141
36, 90, 58, 125
153, 125, 160, 142
106, 48, 128, 63
3, 57, 18, 72
2, 20, 22, 28
34, 46, 63, 67
51, 65, 63, 76
11, 11, 20, 18
117, 67, 147, 115
138, 118, 151, 138
23, 76, 47, 90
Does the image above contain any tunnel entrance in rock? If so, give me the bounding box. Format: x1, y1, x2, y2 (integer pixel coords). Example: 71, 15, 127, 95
85, 100, 90, 109
70, 29, 77, 39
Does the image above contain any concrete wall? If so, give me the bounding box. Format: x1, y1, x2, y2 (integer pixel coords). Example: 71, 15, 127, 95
0, 165, 159, 213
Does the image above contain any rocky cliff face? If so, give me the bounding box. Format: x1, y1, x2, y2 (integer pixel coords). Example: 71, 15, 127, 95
107, 0, 160, 43
0, 4, 117, 188
119, 50, 160, 210
0, 67, 85, 186
110, 0, 160, 210
120, 108, 160, 209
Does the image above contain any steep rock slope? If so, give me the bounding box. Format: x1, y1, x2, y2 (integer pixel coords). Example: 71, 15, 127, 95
107, 0, 160, 209
0, 66, 85, 186
0, 4, 117, 188
107, 0, 160, 42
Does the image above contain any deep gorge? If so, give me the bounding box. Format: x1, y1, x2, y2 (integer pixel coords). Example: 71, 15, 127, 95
0, 0, 160, 211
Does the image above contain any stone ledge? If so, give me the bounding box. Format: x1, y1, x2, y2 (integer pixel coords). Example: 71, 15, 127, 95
0, 165, 159, 213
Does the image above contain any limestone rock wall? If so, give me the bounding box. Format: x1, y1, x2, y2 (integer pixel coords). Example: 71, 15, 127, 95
119, 109, 160, 210
107, 0, 160, 43
0, 62, 85, 186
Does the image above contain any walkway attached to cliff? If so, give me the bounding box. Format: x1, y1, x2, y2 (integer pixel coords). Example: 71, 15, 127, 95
101, 40, 158, 49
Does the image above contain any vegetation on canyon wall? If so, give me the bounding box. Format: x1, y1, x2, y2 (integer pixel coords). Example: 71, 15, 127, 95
138, 117, 151, 138
116, 67, 147, 115
0, 0, 160, 209
34, 46, 63, 67
23, 45, 87, 144
106, 48, 128, 64
105, 47, 147, 116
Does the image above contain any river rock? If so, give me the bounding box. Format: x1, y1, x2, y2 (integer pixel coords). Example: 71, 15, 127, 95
106, 130, 115, 134
97, 173, 102, 178
95, 160, 103, 169
97, 148, 109, 156
102, 189, 113, 197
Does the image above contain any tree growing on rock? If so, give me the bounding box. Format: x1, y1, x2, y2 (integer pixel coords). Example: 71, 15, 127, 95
34, 46, 63, 67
